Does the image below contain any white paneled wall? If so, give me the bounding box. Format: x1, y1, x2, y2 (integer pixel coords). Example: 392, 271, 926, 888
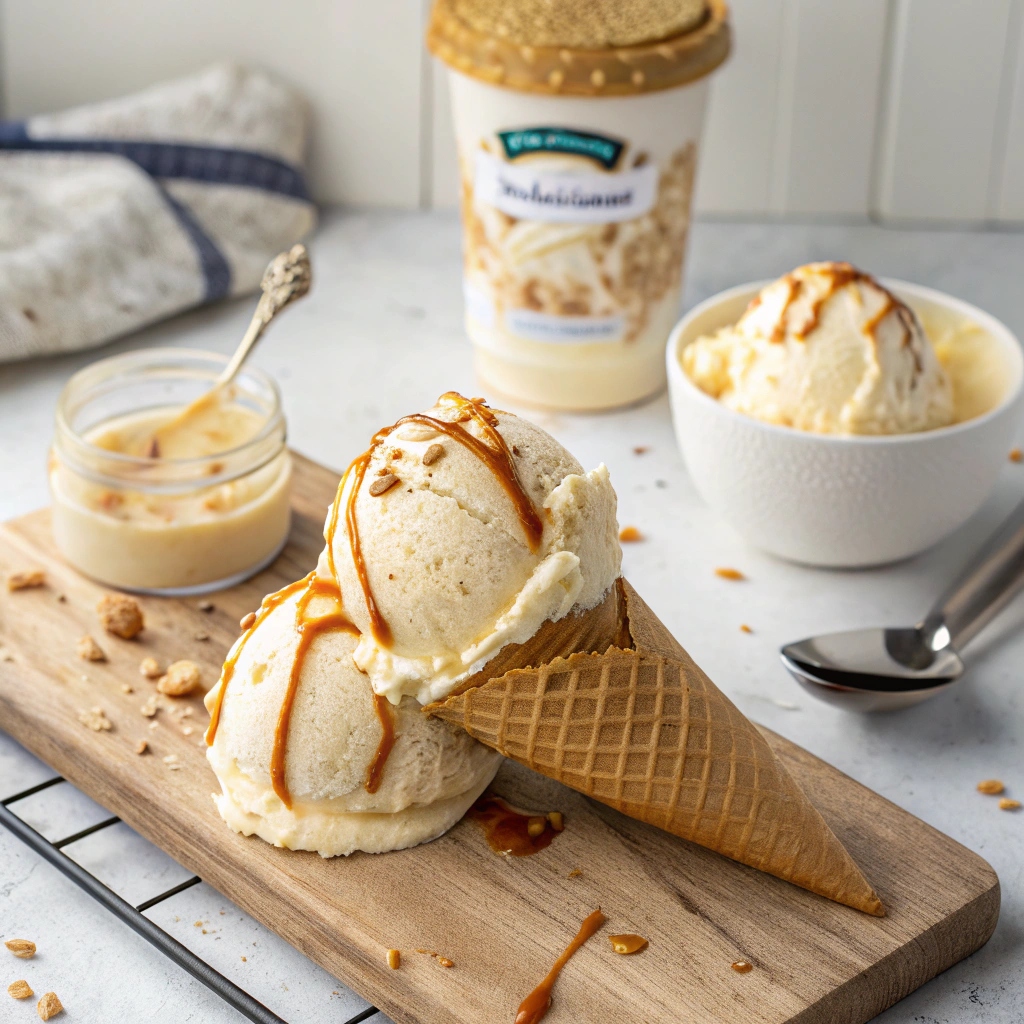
2, 0, 1023, 223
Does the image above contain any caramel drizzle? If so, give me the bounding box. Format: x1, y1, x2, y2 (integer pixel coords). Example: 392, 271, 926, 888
325, 393, 543, 647
270, 575, 357, 808
204, 574, 313, 746
364, 692, 396, 794
515, 909, 606, 1024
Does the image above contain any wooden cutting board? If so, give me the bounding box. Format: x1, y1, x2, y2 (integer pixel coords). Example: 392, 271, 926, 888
0, 453, 999, 1024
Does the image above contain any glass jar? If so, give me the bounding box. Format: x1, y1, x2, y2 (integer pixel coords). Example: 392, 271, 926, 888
50, 348, 291, 595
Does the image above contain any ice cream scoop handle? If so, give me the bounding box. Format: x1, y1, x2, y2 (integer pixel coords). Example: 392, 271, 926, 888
920, 496, 1024, 651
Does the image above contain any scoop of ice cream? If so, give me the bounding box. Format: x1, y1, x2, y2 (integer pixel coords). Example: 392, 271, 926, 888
205, 582, 501, 856
327, 393, 622, 706
682, 262, 955, 435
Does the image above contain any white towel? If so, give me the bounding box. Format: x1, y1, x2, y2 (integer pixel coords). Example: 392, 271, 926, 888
0, 63, 316, 363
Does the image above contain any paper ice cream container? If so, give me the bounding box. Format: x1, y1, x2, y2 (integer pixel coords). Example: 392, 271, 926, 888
428, 0, 730, 411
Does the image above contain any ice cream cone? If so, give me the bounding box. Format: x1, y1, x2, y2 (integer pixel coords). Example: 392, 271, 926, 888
427, 579, 884, 915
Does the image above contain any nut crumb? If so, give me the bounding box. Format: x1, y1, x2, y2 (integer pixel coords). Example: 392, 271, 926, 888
139, 657, 161, 679
182, 725, 194, 736
157, 660, 201, 697
437, 957, 454, 969
715, 567, 745, 581
977, 779, 1005, 795
739, 624, 753, 634
369, 473, 400, 497
78, 707, 112, 732
999, 798, 1021, 811
8, 979, 33, 999
527, 816, 546, 838
37, 991, 63, 1019
5, 938, 36, 958
121, 683, 133, 694
56, 593, 66, 602
619, 526, 643, 543
387, 948, 401, 970
76, 635, 106, 662
731, 960, 753, 974
97, 593, 144, 639
567, 868, 582, 879
7, 569, 45, 591
141, 694, 161, 718
1010, 448, 1023, 463
135, 739, 149, 755
0, 647, 13, 662
198, 600, 214, 612
632, 445, 649, 455
149, 720, 159, 730
194, 631, 210, 642
547, 811, 564, 831
241, 956, 247, 962
239, 612, 256, 630
422, 443, 444, 466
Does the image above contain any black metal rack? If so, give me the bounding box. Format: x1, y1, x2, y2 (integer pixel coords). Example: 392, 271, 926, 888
1, 776, 381, 1024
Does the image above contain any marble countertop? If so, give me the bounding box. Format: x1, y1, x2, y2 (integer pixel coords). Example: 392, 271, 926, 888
1, 210, 1022, 1023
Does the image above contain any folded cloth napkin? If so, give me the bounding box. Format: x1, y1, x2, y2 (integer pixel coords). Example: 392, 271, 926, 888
0, 63, 316, 363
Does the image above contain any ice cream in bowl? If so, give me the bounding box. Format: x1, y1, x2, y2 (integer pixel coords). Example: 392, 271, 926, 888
668, 262, 1024, 566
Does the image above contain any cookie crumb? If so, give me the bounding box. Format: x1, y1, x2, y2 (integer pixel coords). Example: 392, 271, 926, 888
139, 657, 161, 679
135, 739, 149, 755
977, 779, 1005, 795
715, 567, 745, 581
619, 526, 643, 543
999, 798, 1021, 811
97, 593, 144, 639
7, 569, 45, 591
157, 660, 201, 697
5, 938, 36, 958
387, 948, 401, 970
567, 868, 582, 879
37, 991, 63, 1019
8, 980, 33, 999
78, 707, 112, 732
198, 600, 215, 612
76, 634, 106, 662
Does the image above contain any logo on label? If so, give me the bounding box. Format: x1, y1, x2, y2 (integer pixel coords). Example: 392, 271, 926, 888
498, 127, 624, 170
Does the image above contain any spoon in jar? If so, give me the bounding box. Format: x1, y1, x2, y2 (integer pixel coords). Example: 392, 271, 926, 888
781, 496, 1024, 711
140, 243, 312, 458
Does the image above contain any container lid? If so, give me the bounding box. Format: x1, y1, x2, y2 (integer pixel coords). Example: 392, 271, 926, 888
427, 0, 730, 96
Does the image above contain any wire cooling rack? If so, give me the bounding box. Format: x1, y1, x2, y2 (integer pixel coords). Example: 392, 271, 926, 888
0, 775, 382, 1024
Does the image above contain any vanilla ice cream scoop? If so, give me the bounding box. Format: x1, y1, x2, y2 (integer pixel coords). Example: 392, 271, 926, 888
682, 262, 955, 435
205, 574, 501, 856
326, 392, 622, 705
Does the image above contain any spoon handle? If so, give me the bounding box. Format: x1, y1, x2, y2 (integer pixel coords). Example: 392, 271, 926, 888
920, 496, 1024, 651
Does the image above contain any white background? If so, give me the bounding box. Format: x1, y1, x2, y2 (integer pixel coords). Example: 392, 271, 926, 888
2, 0, 1024, 223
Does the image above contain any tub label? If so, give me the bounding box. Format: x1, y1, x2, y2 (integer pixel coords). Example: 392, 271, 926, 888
498, 127, 624, 169
474, 151, 657, 225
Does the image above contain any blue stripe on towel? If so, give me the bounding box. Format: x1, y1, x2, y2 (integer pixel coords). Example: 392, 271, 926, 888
0, 121, 313, 301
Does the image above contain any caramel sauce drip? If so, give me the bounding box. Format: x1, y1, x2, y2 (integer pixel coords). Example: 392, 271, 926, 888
270, 575, 357, 809
205, 574, 314, 746
608, 933, 648, 955
364, 692, 396, 794
324, 393, 543, 649
467, 795, 562, 857
514, 909, 606, 1024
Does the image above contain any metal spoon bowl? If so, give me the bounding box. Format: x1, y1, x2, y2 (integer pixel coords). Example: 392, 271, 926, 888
781, 496, 1024, 711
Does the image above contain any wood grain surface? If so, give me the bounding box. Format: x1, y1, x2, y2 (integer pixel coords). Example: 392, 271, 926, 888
0, 453, 1000, 1024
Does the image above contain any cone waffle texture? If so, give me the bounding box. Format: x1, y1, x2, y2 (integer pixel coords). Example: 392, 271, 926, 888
428, 581, 884, 915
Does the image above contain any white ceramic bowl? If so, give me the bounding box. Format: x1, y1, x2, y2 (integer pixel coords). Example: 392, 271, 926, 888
667, 280, 1024, 567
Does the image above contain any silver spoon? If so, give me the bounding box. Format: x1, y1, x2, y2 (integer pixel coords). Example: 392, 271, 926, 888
781, 496, 1024, 712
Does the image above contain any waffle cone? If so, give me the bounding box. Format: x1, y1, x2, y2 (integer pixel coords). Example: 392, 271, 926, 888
428, 580, 884, 915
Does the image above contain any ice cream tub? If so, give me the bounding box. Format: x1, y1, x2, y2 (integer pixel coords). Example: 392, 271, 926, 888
428, 0, 730, 411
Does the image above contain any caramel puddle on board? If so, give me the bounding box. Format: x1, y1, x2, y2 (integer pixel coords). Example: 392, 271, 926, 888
467, 795, 564, 857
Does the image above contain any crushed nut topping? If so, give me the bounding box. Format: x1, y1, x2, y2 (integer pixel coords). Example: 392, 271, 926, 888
526, 816, 546, 838
715, 567, 745, 581
632, 445, 650, 455
97, 593, 144, 639
37, 991, 63, 1019
387, 949, 401, 970
437, 957, 454, 969
740, 624, 753, 634
78, 707, 112, 732
7, 569, 45, 591
731, 960, 753, 973
977, 779, 1005, 795
239, 612, 256, 630
8, 979, 33, 999
198, 600, 214, 612
1010, 448, 1023, 463
369, 473, 400, 497
76, 635, 106, 662
619, 526, 643, 543
547, 811, 564, 832
141, 694, 162, 718
121, 683, 133, 694
140, 657, 161, 679
999, 798, 1021, 811
567, 868, 582, 879
5, 938, 36, 958
157, 660, 201, 697
194, 631, 210, 642
422, 443, 444, 466
135, 739, 149, 755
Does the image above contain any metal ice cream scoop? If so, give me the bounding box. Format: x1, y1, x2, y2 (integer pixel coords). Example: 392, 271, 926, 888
781, 495, 1024, 711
